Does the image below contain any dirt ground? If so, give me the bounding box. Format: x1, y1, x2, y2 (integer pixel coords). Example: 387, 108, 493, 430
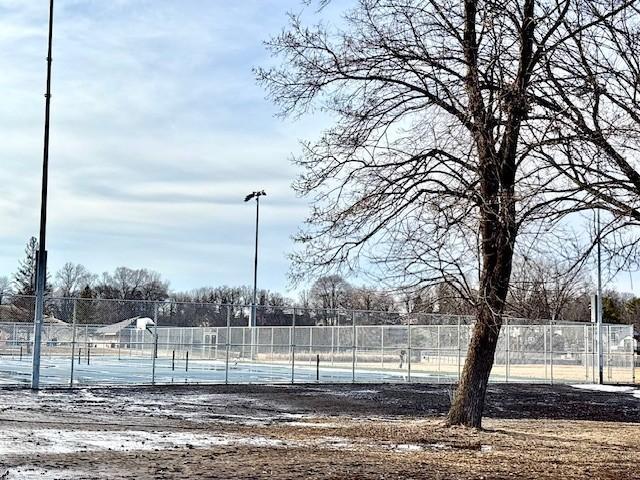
0, 383, 638, 479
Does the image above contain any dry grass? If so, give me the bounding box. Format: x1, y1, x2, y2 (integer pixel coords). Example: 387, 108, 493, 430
0, 384, 638, 479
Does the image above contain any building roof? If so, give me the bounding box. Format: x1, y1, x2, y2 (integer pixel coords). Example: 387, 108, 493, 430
95, 316, 154, 336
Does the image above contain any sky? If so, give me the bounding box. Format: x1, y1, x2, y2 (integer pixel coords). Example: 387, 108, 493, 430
0, 0, 637, 298
0, 0, 343, 294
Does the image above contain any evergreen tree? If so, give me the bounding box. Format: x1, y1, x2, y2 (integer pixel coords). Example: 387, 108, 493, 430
76, 285, 97, 324
13, 237, 38, 295
12, 237, 51, 296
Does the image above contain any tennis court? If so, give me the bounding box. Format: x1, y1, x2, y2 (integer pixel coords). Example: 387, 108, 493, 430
0, 355, 434, 386
0, 296, 635, 387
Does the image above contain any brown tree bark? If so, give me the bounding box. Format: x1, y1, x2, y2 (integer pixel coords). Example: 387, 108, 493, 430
447, 319, 500, 427
447, 237, 515, 427
446, 184, 516, 427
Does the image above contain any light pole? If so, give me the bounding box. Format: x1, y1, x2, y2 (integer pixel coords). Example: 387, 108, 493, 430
596, 205, 604, 384
245, 190, 266, 359
32, 0, 55, 390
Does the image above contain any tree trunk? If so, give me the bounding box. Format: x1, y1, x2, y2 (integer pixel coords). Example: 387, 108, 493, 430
446, 313, 502, 427
446, 167, 516, 427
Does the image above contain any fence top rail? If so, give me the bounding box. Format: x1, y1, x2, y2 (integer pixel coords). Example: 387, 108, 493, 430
0, 322, 630, 331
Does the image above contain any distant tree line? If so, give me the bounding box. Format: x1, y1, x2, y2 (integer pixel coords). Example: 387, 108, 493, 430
0, 237, 638, 331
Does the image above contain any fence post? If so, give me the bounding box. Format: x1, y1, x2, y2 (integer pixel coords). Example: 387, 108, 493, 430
352, 311, 356, 383
242, 327, 246, 360
592, 324, 597, 383
69, 299, 77, 387
214, 326, 218, 360
457, 318, 461, 381
331, 326, 335, 366
436, 324, 440, 382
607, 326, 612, 382
550, 325, 554, 385
225, 305, 231, 384
380, 325, 384, 369
200, 326, 205, 360
291, 308, 296, 384
270, 327, 274, 362
407, 322, 412, 383
505, 320, 510, 383
151, 302, 158, 385
543, 326, 548, 381
584, 325, 589, 381
632, 325, 636, 385
190, 328, 194, 361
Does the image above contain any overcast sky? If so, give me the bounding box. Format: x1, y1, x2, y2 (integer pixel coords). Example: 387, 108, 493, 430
0, 0, 637, 298
0, 0, 341, 294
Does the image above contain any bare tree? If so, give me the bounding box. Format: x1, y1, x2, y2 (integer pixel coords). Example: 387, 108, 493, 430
350, 285, 397, 311
258, 0, 637, 426
309, 275, 353, 310
54, 262, 96, 297
297, 289, 312, 309
96, 267, 169, 301
0, 276, 12, 305
507, 244, 592, 321
532, 3, 640, 262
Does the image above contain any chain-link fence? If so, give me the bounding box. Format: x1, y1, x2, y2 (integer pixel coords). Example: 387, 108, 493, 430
0, 295, 635, 386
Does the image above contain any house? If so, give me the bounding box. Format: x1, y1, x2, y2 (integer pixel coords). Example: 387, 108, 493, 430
92, 316, 155, 349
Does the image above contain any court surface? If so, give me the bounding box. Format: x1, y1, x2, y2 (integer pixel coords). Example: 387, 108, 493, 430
0, 356, 450, 386
1, 353, 629, 386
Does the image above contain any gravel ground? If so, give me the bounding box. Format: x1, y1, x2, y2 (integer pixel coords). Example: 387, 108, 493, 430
0, 383, 638, 479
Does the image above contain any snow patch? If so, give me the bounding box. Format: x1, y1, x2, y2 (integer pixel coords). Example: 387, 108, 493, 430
0, 428, 285, 456
393, 443, 424, 452
3, 466, 88, 480
285, 421, 342, 428
324, 389, 381, 398
570, 384, 635, 393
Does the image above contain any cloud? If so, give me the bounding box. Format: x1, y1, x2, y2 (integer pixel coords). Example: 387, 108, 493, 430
0, 0, 324, 293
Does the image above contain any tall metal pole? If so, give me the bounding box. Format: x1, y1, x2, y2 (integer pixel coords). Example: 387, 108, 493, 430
244, 190, 265, 361
249, 196, 260, 361
252, 196, 260, 328
32, 0, 55, 390
596, 207, 604, 384
244, 190, 265, 329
